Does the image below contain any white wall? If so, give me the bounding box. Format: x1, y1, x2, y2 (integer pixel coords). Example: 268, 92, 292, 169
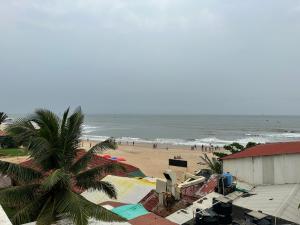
273, 154, 300, 184
223, 154, 300, 185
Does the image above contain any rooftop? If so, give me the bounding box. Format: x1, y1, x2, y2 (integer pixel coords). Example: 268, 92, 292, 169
221, 141, 300, 160
81, 175, 156, 205
233, 183, 300, 224
20, 149, 145, 181
166, 192, 221, 224
101, 201, 177, 225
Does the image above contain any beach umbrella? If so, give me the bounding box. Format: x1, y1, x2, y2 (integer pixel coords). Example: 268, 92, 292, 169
102, 154, 111, 159
117, 157, 126, 161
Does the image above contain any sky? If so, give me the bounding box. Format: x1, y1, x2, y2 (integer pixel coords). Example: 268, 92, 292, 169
1, 0, 300, 115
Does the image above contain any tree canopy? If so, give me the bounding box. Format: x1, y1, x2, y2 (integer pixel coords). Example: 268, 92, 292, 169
0, 108, 124, 225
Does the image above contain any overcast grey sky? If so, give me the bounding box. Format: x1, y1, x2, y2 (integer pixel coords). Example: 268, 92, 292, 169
1, 0, 300, 115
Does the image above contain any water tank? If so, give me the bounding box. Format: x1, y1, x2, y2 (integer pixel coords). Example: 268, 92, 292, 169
223, 172, 233, 187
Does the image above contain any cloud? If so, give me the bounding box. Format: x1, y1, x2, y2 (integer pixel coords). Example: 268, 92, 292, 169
0, 0, 224, 31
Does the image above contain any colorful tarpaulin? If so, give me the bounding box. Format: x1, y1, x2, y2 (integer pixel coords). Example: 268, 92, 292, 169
111, 204, 149, 220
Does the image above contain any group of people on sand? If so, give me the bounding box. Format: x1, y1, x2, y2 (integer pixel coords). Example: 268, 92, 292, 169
85, 138, 219, 152
191, 144, 220, 151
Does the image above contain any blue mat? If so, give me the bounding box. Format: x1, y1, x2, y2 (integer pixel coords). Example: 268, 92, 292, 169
111, 204, 149, 220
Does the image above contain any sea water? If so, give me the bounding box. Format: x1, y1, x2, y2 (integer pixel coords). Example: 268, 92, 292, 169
82, 114, 300, 146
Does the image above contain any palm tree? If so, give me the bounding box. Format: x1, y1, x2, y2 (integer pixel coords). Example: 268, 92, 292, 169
199, 153, 222, 174
0, 108, 124, 225
0, 112, 8, 125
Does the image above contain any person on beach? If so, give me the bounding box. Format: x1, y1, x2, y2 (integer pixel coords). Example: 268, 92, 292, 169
133, 141, 135, 146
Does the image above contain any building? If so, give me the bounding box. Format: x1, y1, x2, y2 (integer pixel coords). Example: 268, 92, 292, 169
81, 175, 156, 204
233, 183, 300, 224
20, 149, 145, 183
221, 141, 300, 185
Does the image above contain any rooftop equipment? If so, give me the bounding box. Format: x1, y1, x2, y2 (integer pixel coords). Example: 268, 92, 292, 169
245, 211, 272, 225
216, 173, 236, 195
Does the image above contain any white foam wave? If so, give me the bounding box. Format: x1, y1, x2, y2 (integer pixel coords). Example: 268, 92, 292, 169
82, 125, 101, 134
81, 132, 300, 147
81, 135, 243, 146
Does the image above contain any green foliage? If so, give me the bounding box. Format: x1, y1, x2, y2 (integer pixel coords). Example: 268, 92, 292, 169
223, 142, 244, 154
0, 108, 123, 225
0, 136, 17, 148
0, 112, 8, 125
199, 153, 222, 174
212, 152, 228, 158
245, 141, 257, 149
213, 142, 258, 159
0, 148, 27, 157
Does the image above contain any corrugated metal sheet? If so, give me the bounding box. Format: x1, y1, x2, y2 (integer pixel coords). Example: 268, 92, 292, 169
233, 184, 300, 224
81, 175, 156, 205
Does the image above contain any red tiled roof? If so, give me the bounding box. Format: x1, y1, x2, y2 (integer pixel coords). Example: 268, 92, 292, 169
221, 141, 300, 160
75, 150, 143, 177
100, 201, 127, 208
139, 190, 159, 212
130, 213, 177, 225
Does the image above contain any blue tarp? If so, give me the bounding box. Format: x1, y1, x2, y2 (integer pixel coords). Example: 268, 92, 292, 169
111, 204, 149, 220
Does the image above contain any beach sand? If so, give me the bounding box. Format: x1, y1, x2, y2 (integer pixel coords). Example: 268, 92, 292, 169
81, 141, 218, 181
0, 141, 221, 182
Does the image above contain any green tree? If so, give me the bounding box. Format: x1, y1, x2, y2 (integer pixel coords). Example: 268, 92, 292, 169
0, 108, 123, 225
0, 112, 8, 125
213, 142, 258, 158
199, 153, 222, 174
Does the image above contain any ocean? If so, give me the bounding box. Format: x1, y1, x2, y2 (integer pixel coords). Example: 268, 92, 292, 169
82, 114, 300, 147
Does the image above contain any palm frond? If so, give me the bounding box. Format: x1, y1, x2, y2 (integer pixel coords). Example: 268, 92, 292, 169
7, 118, 37, 146
82, 180, 117, 199
36, 196, 56, 225
199, 153, 222, 174
11, 197, 44, 225
83, 198, 124, 222
27, 136, 52, 161
56, 191, 123, 223
70, 139, 117, 174
75, 163, 125, 184
62, 107, 84, 168
0, 184, 40, 207
0, 112, 8, 125
55, 190, 90, 225
59, 107, 70, 141
32, 109, 60, 143
41, 169, 70, 191
0, 160, 42, 182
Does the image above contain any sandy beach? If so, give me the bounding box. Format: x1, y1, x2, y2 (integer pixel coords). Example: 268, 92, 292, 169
81, 141, 218, 181
0, 141, 220, 182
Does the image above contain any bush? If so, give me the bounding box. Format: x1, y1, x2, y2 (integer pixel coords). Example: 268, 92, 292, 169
0, 136, 17, 148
